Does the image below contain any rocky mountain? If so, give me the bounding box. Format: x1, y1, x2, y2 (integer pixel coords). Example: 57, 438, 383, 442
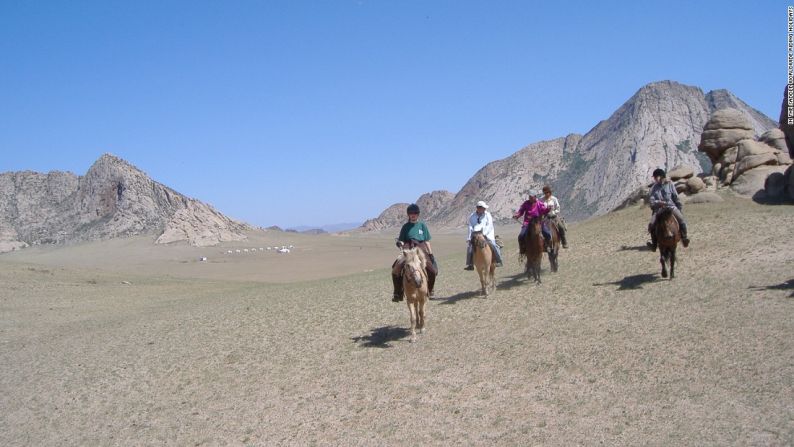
361, 190, 455, 230
365, 81, 777, 229
0, 154, 252, 252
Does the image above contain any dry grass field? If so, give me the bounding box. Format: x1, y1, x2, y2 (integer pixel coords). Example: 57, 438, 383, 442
1, 193, 793, 446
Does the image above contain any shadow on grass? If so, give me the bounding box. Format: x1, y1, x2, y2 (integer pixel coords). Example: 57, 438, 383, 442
351, 325, 410, 348
749, 278, 794, 298
594, 273, 658, 291
436, 290, 481, 305
497, 272, 529, 291
618, 244, 651, 252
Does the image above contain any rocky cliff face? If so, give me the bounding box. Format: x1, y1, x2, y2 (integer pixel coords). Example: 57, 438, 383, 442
0, 154, 251, 252
365, 81, 777, 229
361, 190, 455, 231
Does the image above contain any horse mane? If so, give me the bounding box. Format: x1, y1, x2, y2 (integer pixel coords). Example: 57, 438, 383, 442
401, 247, 426, 270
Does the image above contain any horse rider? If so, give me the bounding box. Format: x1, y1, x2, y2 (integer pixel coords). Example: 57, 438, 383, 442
392, 203, 438, 302
464, 200, 503, 270
541, 185, 569, 249
646, 168, 690, 251
513, 190, 552, 254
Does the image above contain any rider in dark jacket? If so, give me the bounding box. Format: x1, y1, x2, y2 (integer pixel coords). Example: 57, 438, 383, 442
647, 168, 690, 251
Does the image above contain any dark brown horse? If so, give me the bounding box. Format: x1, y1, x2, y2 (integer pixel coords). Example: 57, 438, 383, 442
654, 208, 680, 279
544, 217, 561, 273
522, 217, 545, 283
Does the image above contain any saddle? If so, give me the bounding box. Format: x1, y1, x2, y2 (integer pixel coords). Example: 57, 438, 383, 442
402, 239, 438, 275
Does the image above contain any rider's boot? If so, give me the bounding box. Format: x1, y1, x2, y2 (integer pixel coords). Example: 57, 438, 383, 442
391, 274, 403, 302
680, 222, 690, 248
427, 271, 436, 298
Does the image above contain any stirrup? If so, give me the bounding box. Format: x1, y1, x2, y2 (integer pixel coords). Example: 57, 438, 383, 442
464, 265, 474, 271
646, 241, 656, 252
392, 293, 403, 302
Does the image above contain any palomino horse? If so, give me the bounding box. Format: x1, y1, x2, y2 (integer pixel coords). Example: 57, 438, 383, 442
543, 217, 561, 273
401, 247, 429, 342
654, 208, 680, 279
521, 217, 545, 284
471, 230, 496, 296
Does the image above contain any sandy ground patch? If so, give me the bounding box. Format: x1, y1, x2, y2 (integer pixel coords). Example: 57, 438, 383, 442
1, 193, 793, 445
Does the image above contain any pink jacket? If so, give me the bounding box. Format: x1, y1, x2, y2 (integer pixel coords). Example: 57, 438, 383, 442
514, 200, 549, 226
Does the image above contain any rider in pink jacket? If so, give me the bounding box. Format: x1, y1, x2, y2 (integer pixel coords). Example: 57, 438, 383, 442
513, 191, 552, 253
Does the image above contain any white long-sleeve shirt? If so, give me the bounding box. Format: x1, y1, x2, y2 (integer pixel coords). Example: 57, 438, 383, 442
467, 210, 496, 242
543, 195, 561, 217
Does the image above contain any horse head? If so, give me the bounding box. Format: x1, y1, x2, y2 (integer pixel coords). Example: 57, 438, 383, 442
401, 247, 426, 288
471, 230, 487, 250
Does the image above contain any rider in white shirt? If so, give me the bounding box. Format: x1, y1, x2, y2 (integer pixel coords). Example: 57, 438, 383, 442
541, 185, 568, 248
464, 200, 503, 270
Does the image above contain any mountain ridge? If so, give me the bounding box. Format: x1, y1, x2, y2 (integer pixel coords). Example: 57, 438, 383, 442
0, 154, 252, 252
364, 80, 777, 229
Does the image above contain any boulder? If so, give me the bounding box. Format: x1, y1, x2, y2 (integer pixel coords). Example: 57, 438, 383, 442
668, 165, 695, 181
718, 146, 739, 165
764, 171, 788, 200
777, 151, 792, 165
760, 128, 788, 152
698, 129, 756, 159
711, 162, 722, 177
686, 176, 706, 193
778, 85, 794, 158
736, 139, 776, 160
734, 153, 779, 179
704, 108, 754, 131
731, 165, 789, 197
683, 191, 724, 204
675, 181, 688, 194
787, 165, 794, 200
701, 175, 719, 189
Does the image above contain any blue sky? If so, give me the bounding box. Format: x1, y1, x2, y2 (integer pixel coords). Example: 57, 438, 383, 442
0, 1, 785, 228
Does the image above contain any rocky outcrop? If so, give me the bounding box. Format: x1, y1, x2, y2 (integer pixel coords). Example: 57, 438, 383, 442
697, 109, 792, 200
361, 190, 455, 231
778, 85, 794, 159
361, 203, 410, 231
364, 80, 777, 228
0, 154, 251, 252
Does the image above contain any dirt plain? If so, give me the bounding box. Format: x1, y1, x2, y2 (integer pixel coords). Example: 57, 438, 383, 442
1, 193, 793, 446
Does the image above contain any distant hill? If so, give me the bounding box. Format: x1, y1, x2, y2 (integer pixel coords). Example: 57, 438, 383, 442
288, 222, 362, 233
0, 154, 252, 252
365, 80, 777, 229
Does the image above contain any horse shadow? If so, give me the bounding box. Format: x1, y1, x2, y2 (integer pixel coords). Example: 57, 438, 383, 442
436, 290, 481, 305
748, 278, 794, 298
351, 325, 411, 348
497, 272, 530, 291
618, 244, 650, 252
594, 273, 658, 291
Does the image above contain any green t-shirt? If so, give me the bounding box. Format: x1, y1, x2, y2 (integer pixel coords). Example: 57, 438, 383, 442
398, 221, 431, 243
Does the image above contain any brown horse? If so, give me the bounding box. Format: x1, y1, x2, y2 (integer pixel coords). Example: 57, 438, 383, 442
654, 208, 680, 279
401, 247, 428, 342
471, 230, 496, 296
521, 217, 545, 284
543, 217, 561, 273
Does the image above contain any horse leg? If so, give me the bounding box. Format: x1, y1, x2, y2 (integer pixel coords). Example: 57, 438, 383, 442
418, 297, 426, 333
670, 249, 676, 279
549, 250, 558, 273
660, 252, 668, 278
407, 301, 417, 342
488, 260, 496, 292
